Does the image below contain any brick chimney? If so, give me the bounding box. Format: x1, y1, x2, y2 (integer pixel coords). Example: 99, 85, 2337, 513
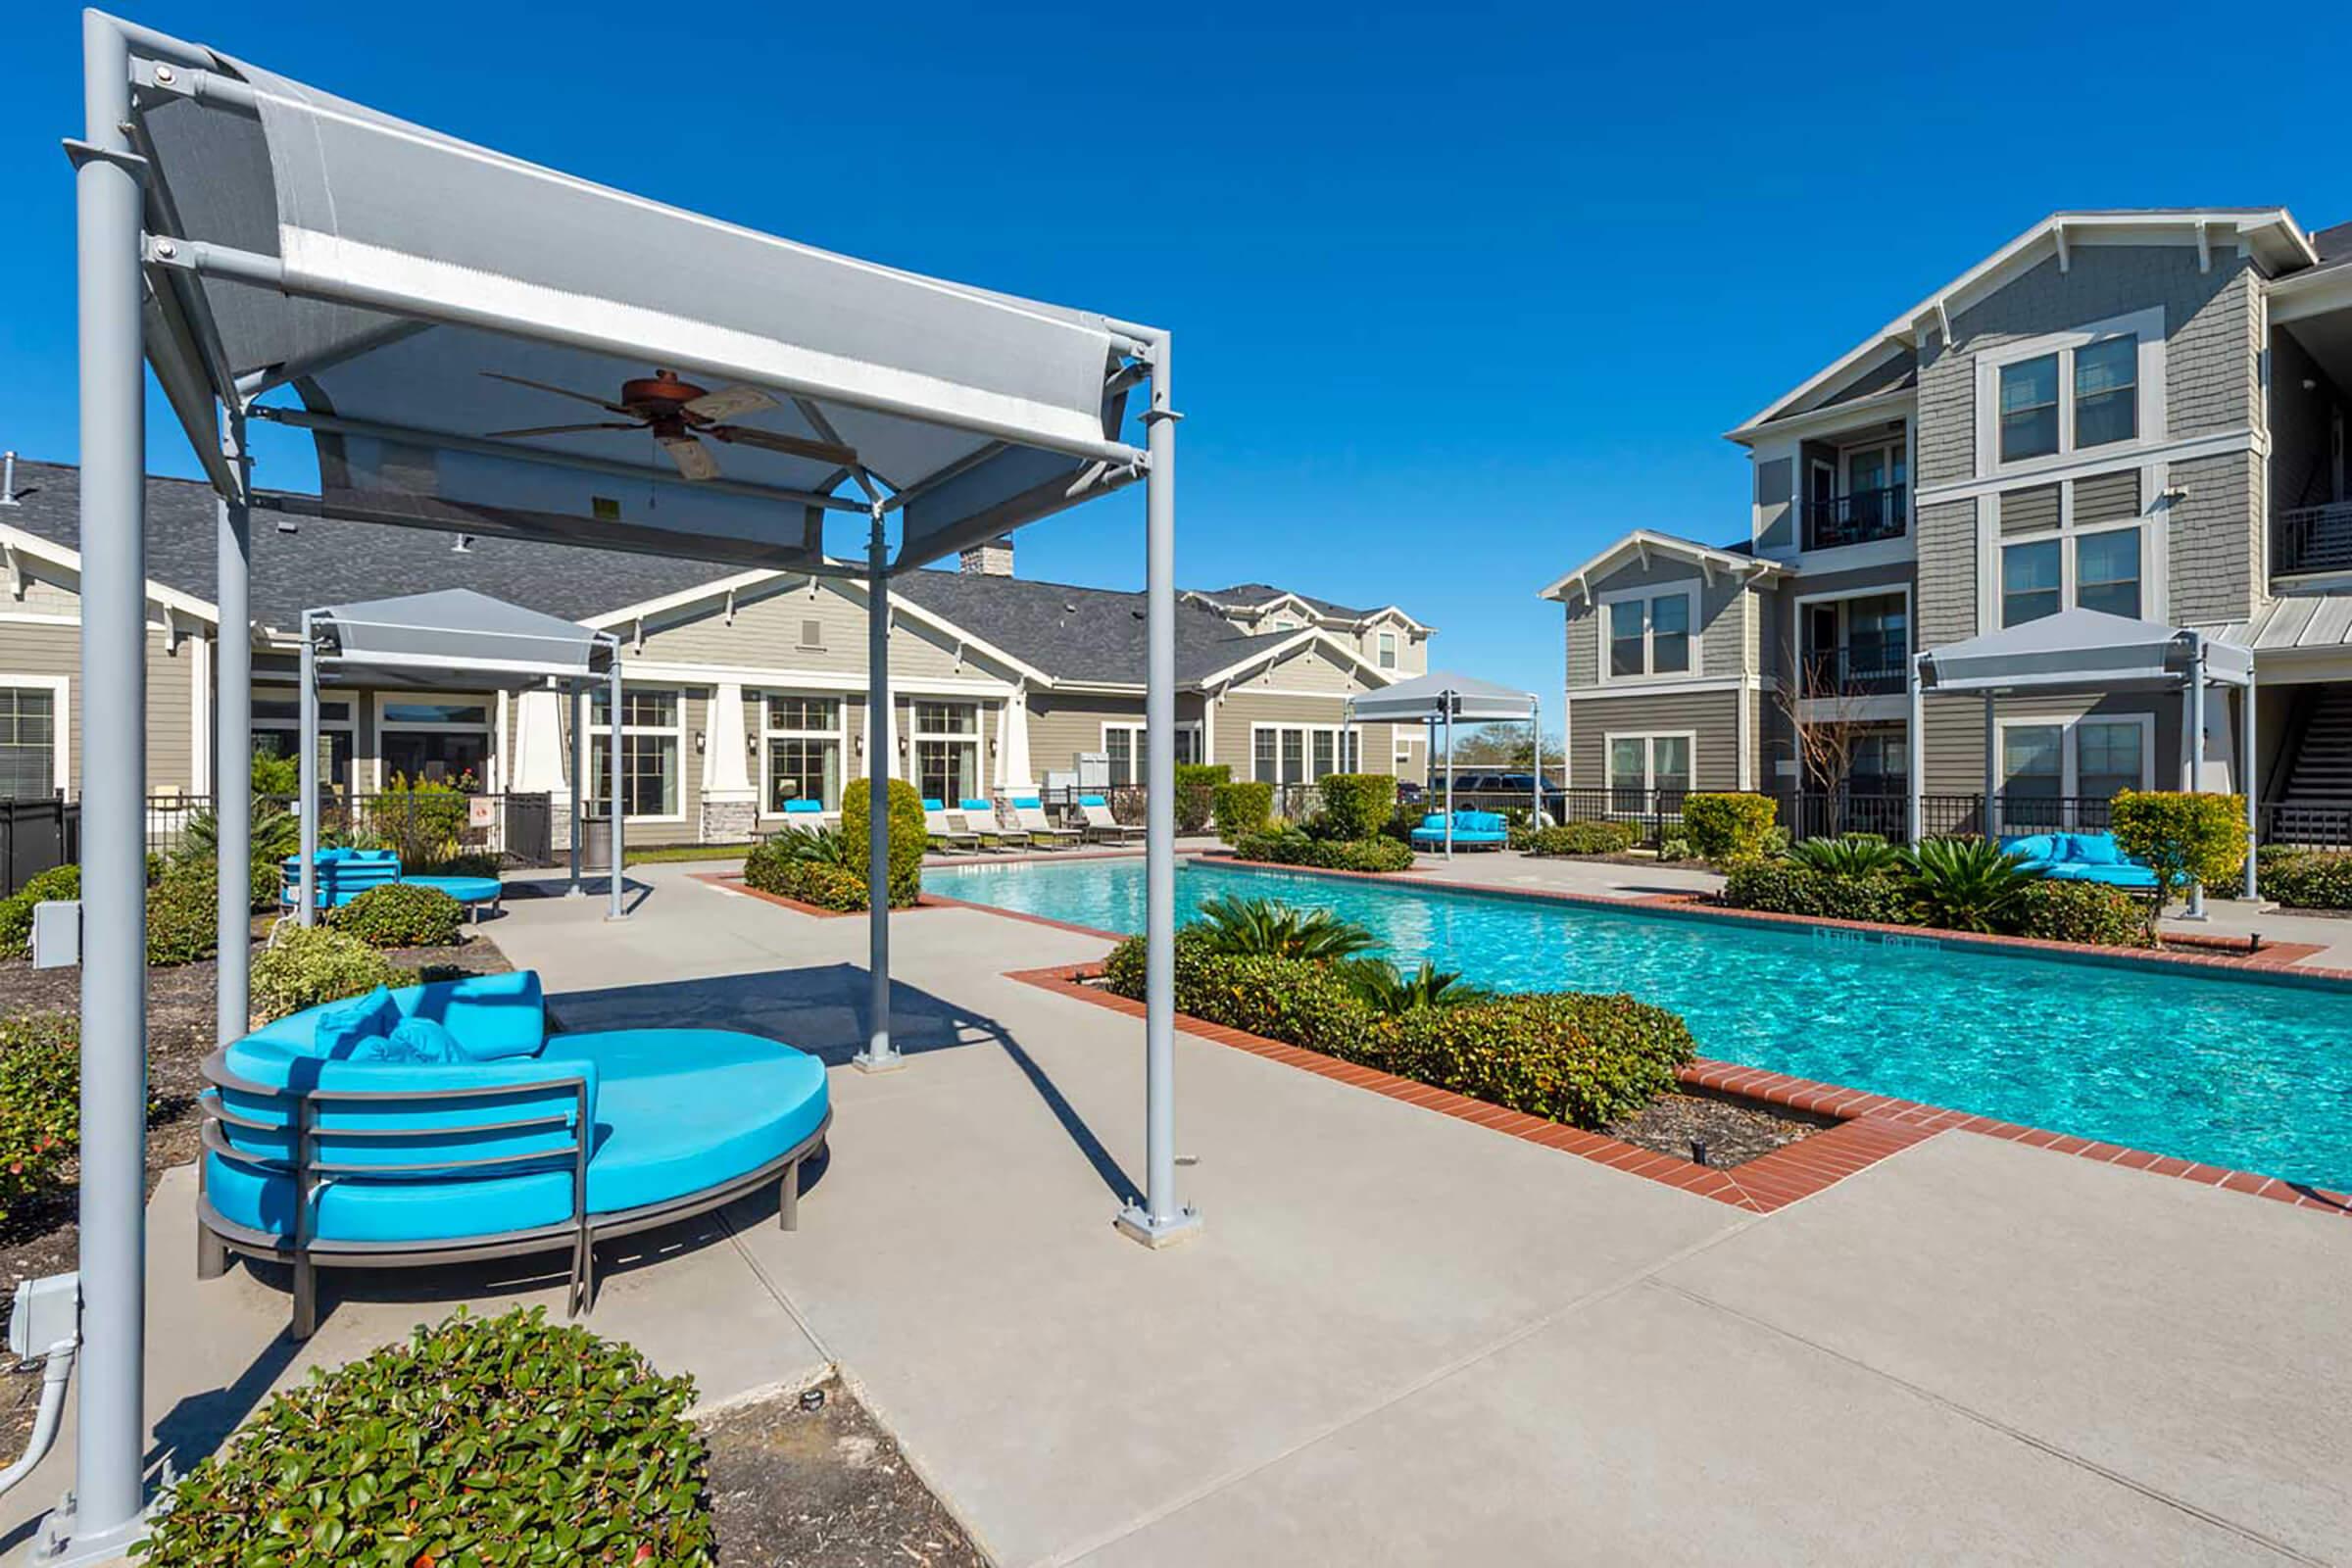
959, 535, 1015, 576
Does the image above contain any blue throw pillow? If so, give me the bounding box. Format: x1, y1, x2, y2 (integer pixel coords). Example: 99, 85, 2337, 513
2068, 833, 2124, 865
313, 986, 400, 1057
354, 1015, 468, 1064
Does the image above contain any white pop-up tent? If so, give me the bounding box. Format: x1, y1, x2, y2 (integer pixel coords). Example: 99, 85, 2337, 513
1347, 670, 1542, 858
61, 13, 1196, 1557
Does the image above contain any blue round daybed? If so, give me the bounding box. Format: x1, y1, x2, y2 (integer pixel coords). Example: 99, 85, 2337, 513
198, 970, 830, 1339
280, 847, 507, 918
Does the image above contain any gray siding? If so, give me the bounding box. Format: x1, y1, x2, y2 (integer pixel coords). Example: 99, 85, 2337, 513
1920, 691, 2179, 798
1999, 483, 2061, 535
1915, 498, 1979, 649
2167, 449, 2263, 624
1564, 557, 1752, 689
1567, 689, 1742, 791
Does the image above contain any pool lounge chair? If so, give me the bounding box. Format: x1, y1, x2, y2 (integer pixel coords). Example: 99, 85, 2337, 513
1999, 831, 2160, 892
198, 969, 830, 1339
1075, 794, 1147, 845
780, 798, 827, 827
961, 797, 1028, 852
1012, 796, 1084, 850
923, 798, 982, 853
1408, 809, 1509, 851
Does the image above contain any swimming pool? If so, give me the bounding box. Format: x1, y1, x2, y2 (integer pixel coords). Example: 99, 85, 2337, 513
936, 857, 2352, 1191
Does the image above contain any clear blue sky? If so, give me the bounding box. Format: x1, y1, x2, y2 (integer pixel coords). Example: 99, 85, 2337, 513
2, 1, 2344, 721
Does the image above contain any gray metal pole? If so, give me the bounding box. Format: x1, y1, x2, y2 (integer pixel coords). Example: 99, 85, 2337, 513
1982, 690, 1997, 842
607, 662, 625, 920
215, 408, 252, 1043
1530, 696, 1542, 827
568, 685, 586, 897
299, 615, 318, 925
1443, 701, 1454, 859
854, 507, 900, 1072
70, 10, 152, 1552
2244, 676, 2259, 901
1117, 335, 1197, 1247
1907, 654, 1926, 846
2186, 640, 2207, 919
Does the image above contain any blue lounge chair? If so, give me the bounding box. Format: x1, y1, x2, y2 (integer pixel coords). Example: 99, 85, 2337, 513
197, 969, 830, 1338
1408, 809, 1509, 851
281, 847, 504, 918
1999, 831, 2160, 892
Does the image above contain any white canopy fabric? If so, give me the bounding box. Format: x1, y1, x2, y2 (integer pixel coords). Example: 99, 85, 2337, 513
1916, 608, 2253, 694
1347, 668, 1538, 723
134, 47, 1143, 571
311, 587, 612, 690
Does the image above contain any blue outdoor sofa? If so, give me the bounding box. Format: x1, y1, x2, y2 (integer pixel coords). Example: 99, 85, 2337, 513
281, 847, 506, 918
1999, 831, 2160, 892
1409, 809, 1510, 850
198, 969, 830, 1338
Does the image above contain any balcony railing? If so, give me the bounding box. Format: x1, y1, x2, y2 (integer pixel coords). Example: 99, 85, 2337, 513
1803, 485, 1908, 552
1800, 644, 1907, 699
2274, 501, 2352, 577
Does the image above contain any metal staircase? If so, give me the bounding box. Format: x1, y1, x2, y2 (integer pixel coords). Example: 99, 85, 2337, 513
2276, 685, 2352, 807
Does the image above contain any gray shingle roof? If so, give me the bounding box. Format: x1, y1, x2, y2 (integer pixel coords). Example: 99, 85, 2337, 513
1189, 582, 1374, 619
894, 568, 1314, 686
0, 460, 720, 629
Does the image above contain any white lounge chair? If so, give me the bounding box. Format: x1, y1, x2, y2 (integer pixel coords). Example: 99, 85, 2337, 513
1010, 795, 1083, 850
923, 798, 981, 854
960, 797, 1028, 853
1075, 794, 1146, 845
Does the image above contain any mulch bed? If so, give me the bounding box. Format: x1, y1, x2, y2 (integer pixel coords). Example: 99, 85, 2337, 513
1605, 1088, 1833, 1169
705, 1377, 986, 1568
0, 916, 511, 1454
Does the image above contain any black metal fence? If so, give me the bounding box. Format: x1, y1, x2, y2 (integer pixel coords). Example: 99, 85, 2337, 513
133, 791, 558, 872
0, 797, 81, 897
2273, 502, 2352, 577
1803, 485, 1908, 551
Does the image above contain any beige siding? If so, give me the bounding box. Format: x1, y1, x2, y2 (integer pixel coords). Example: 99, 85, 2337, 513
1025, 692, 1146, 780
1566, 689, 1742, 791
1225, 640, 1366, 696
630, 575, 985, 685
0, 618, 199, 797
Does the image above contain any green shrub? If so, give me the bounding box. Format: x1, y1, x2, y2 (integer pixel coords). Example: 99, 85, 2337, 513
144, 1306, 713, 1567
2011, 881, 2147, 947
1899, 838, 2039, 934
1175, 763, 1230, 834
742, 832, 870, 911
145, 861, 219, 967
2258, 848, 2352, 909
1383, 991, 1693, 1129
1211, 779, 1275, 843
369, 774, 472, 868
1522, 820, 1639, 858
1341, 958, 1487, 1015
419, 851, 503, 879
1231, 828, 1415, 873
1655, 837, 1692, 863
1783, 835, 1905, 878
1681, 793, 1778, 863
838, 777, 926, 907
250, 749, 300, 798
1193, 893, 1380, 959
0, 1013, 80, 1223
1102, 929, 1375, 1060
250, 924, 403, 1022
1317, 773, 1396, 840
2111, 790, 2250, 941
1721, 861, 1916, 925
329, 882, 466, 948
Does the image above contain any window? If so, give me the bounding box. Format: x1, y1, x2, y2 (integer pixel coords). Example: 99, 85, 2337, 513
2001, 539, 2063, 627
763, 694, 841, 812
590, 687, 681, 818
1377, 630, 1397, 669
1605, 734, 1692, 798
1848, 728, 1908, 792
2000, 715, 2150, 816
0, 688, 58, 799
1102, 722, 1201, 786
2075, 528, 2140, 618
1250, 725, 1357, 785
2073, 335, 2138, 448
1998, 354, 2061, 462
910, 701, 980, 808
252, 688, 353, 792
381, 693, 493, 789
1602, 585, 1698, 680
2076, 719, 2146, 799
2001, 724, 2063, 801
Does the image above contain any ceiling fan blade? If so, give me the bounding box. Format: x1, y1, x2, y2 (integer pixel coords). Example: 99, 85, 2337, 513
482, 421, 641, 439
659, 434, 720, 481
682, 385, 778, 422
703, 424, 858, 467
479, 370, 632, 415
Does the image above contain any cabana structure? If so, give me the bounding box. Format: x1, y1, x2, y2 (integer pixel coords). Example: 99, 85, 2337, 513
1348, 670, 1543, 857
62, 13, 1194, 1558
1908, 608, 2258, 906
290, 589, 623, 925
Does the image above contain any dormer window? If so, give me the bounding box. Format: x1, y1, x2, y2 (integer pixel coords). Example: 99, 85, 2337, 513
1377, 630, 1397, 668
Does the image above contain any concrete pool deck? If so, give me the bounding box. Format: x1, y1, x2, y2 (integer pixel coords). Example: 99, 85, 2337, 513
10, 858, 2347, 1565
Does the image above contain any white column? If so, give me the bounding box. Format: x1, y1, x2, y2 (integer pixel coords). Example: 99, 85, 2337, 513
1907, 654, 1925, 846
1982, 690, 1998, 841
511, 687, 571, 796
2243, 678, 2259, 900
2185, 642, 2208, 918
995, 682, 1036, 799
702, 680, 756, 803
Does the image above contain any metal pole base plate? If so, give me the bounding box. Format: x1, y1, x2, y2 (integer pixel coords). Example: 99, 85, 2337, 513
851, 1048, 906, 1075
35, 1485, 169, 1565
1114, 1202, 1203, 1250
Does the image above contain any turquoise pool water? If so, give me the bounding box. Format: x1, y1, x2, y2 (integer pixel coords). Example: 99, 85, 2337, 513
937, 858, 2352, 1191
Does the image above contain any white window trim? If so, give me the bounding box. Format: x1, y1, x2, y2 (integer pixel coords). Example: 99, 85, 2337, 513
1375, 629, 1398, 669
1989, 503, 2154, 630
1973, 306, 2167, 481
587, 685, 687, 825
375, 690, 500, 798
1993, 713, 2156, 799
1099, 719, 1202, 786
1595, 578, 1703, 686
1601, 730, 1698, 794
0, 674, 71, 797
907, 699, 984, 806
1248, 721, 1360, 785
759, 691, 851, 820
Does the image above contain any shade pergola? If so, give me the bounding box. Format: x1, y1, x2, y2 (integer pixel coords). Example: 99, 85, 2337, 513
290, 590, 621, 925
1346, 671, 1542, 858
63, 13, 1195, 1555
1908, 607, 2257, 903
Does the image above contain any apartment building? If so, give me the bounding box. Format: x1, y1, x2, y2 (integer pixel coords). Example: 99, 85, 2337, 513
1543, 209, 2352, 829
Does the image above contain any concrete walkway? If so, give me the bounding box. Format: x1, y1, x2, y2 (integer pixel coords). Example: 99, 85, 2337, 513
11, 860, 2347, 1564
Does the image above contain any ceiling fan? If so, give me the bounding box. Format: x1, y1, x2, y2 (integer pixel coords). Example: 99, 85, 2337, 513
479, 368, 858, 481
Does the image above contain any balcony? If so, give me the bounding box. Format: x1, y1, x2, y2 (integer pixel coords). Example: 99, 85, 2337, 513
1800, 643, 1907, 699
2275, 501, 2352, 578
1802, 485, 1908, 552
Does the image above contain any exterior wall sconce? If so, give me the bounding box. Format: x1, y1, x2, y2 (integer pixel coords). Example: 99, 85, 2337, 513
693, 730, 706, 755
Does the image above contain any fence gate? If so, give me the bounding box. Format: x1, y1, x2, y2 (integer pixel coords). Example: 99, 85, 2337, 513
0, 798, 80, 897
503, 792, 553, 867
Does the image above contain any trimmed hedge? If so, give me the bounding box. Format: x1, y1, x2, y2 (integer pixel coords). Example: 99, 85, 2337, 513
146, 861, 220, 967
1211, 779, 1275, 843
2011, 880, 2147, 947
0, 1012, 79, 1223
742, 835, 870, 911
1231, 827, 1416, 873
2110, 789, 2248, 906
1317, 773, 1396, 840
145, 1306, 713, 1566
251, 925, 403, 1022
1720, 861, 1914, 925
1101, 928, 1693, 1129
329, 882, 466, 948
1174, 762, 1230, 834
1681, 793, 1777, 864
1522, 820, 1639, 858
839, 777, 927, 907
2259, 847, 2352, 909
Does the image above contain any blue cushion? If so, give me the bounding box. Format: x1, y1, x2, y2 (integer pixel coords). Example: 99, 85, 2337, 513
356, 1015, 467, 1064
959, 798, 994, 812
313, 987, 399, 1058
784, 799, 823, 814
1012, 796, 1043, 809
2000, 834, 2058, 865
2066, 832, 2124, 866
404, 874, 502, 906
397, 970, 545, 1060
922, 798, 946, 810
1079, 795, 1106, 807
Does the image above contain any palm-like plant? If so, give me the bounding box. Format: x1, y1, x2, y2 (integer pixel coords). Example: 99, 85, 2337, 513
774, 825, 858, 868
177, 803, 303, 866
1783, 834, 1905, 878
1191, 894, 1378, 961
1899, 838, 2040, 933
1342, 957, 1487, 1014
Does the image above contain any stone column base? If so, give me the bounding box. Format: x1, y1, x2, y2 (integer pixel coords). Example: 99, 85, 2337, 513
701, 797, 759, 844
